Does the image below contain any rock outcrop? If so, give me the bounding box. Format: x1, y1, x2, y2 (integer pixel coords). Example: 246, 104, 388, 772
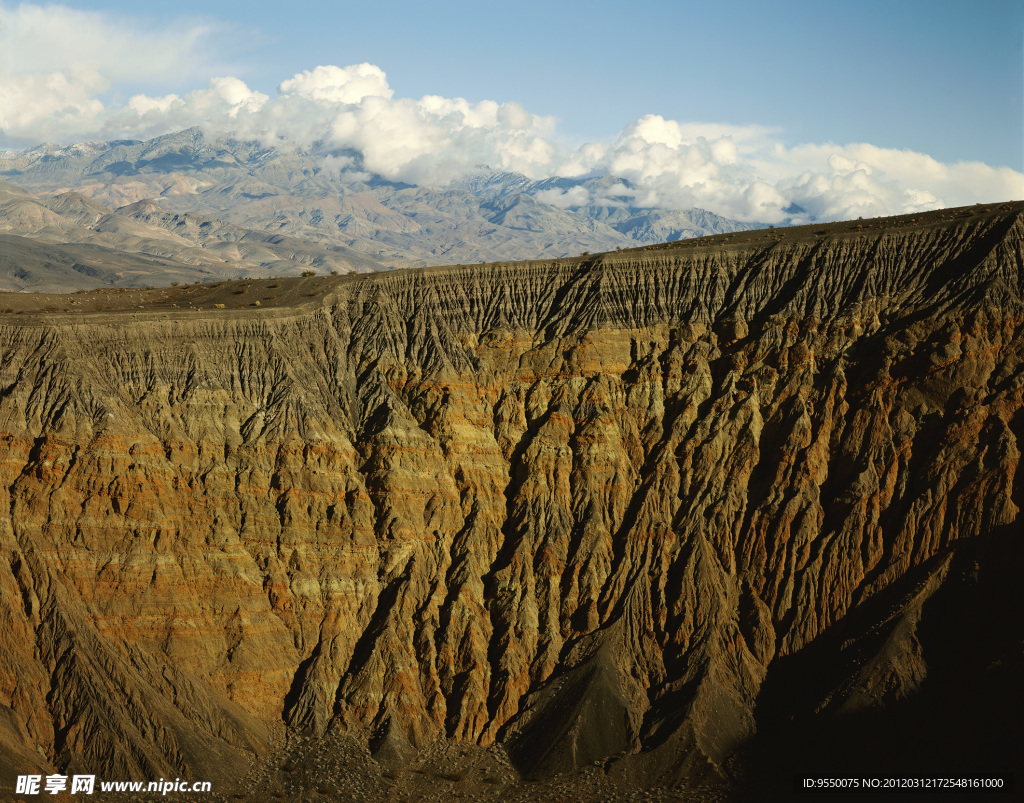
0, 203, 1021, 796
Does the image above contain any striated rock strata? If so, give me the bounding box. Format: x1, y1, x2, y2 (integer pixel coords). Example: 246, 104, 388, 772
0, 204, 1021, 795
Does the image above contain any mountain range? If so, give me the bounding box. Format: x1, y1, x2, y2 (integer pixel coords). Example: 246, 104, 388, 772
0, 128, 757, 275
0, 180, 385, 292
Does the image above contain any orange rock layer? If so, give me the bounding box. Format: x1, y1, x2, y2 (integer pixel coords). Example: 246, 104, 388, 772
0, 204, 1021, 787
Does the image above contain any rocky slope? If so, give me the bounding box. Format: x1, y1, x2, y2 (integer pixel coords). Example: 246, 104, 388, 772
0, 203, 1020, 798
0, 181, 384, 292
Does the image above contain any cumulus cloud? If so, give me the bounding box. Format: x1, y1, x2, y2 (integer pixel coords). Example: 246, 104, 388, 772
105, 77, 270, 138
763, 142, 1023, 221
279, 64, 392, 105
0, 2, 222, 140
556, 114, 1023, 222
534, 185, 592, 209
2, 3, 1021, 222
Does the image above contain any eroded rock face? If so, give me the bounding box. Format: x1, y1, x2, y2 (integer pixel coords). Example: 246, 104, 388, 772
0, 204, 1021, 790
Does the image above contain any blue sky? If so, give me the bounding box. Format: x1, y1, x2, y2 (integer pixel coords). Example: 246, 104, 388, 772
21, 0, 1019, 168
1, 0, 1021, 220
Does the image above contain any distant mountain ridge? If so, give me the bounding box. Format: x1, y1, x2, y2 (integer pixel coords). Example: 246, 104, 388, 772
0, 180, 384, 292
0, 128, 760, 267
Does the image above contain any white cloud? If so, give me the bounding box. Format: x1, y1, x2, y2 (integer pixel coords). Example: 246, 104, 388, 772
534, 185, 591, 208
278, 64, 392, 105
0, 64, 106, 135
0, 2, 222, 139
563, 115, 1024, 222
2, 3, 1022, 222
0, 2, 215, 80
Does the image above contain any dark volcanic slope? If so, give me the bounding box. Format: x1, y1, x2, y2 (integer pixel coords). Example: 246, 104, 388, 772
0, 202, 1020, 798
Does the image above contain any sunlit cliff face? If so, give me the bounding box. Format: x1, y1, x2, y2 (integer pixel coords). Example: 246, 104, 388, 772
0, 204, 1021, 793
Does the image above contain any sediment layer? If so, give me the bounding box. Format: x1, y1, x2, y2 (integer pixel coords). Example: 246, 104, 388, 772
0, 203, 1021, 792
